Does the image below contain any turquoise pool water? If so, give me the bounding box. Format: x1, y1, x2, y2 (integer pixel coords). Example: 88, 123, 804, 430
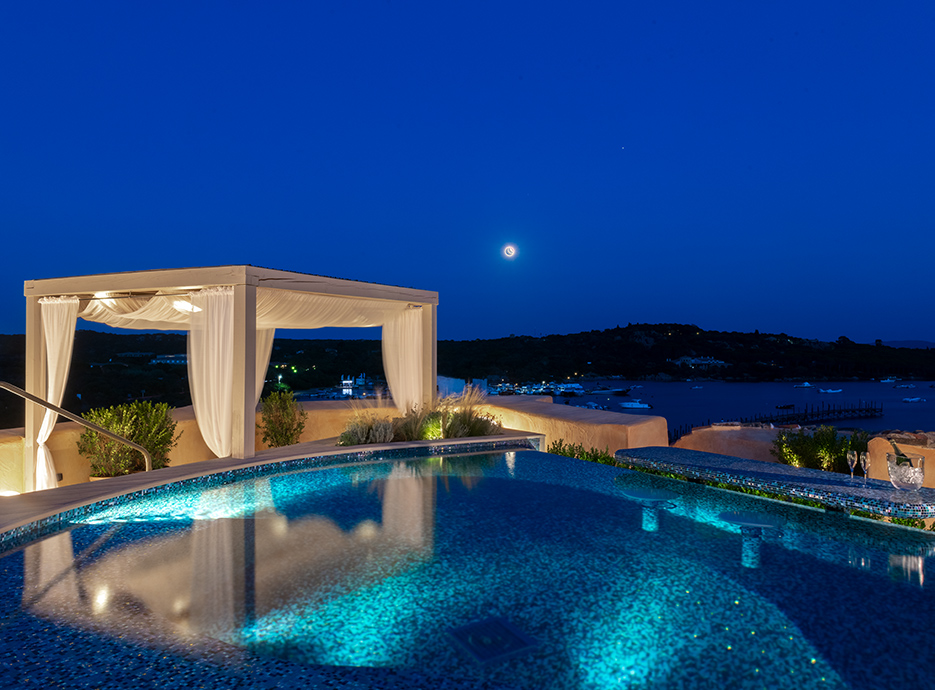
1, 449, 934, 689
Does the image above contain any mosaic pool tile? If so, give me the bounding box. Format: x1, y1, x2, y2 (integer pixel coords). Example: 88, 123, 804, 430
616, 446, 935, 518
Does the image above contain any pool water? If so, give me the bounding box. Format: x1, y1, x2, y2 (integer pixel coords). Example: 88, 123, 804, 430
2, 449, 935, 689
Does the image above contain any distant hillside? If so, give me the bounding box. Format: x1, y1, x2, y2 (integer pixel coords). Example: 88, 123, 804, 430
2, 324, 935, 430
438, 324, 935, 383
883, 340, 935, 350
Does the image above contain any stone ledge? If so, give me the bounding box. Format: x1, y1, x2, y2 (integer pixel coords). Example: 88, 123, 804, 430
616, 446, 935, 519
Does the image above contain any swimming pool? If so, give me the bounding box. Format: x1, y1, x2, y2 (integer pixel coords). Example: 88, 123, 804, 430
2, 448, 934, 689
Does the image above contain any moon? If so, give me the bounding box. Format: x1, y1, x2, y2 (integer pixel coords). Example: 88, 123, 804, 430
502, 244, 517, 259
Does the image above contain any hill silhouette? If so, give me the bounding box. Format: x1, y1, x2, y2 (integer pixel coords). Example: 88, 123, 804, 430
1, 324, 933, 429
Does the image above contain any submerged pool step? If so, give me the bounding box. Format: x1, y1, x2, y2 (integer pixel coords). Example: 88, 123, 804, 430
447, 617, 539, 665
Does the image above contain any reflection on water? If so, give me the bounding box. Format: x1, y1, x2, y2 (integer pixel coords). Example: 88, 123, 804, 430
21, 462, 438, 647
890, 554, 926, 587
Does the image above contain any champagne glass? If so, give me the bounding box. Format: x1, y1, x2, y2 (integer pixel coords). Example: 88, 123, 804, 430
846, 451, 858, 482
860, 452, 870, 486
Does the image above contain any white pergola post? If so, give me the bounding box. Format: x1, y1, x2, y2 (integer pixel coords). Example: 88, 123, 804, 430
422, 303, 437, 404
24, 295, 45, 493
232, 281, 257, 460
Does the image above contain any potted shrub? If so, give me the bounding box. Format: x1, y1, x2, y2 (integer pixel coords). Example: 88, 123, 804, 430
77, 401, 181, 478
258, 390, 308, 448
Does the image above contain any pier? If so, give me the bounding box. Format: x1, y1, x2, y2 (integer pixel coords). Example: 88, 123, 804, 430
668, 400, 884, 444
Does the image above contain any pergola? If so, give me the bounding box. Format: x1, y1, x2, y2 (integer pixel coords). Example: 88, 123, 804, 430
23, 266, 438, 492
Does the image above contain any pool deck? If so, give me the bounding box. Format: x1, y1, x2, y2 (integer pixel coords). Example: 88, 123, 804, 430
0, 431, 542, 542
616, 446, 935, 519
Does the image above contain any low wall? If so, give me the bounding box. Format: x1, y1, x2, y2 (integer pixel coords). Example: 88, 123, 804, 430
673, 425, 781, 464
675, 428, 935, 487
481, 397, 668, 452
0, 401, 398, 492
0, 397, 667, 492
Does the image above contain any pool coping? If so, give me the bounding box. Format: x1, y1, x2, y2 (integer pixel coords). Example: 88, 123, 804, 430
0, 431, 543, 551
616, 446, 935, 519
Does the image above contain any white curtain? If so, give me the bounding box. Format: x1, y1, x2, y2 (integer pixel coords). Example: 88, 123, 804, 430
382, 307, 423, 413
255, 328, 275, 405
188, 288, 234, 458
79, 293, 190, 330
73, 285, 425, 455
255, 289, 398, 328
79, 287, 405, 331
36, 296, 79, 491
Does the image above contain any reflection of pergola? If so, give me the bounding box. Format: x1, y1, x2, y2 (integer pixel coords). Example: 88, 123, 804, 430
23, 266, 438, 492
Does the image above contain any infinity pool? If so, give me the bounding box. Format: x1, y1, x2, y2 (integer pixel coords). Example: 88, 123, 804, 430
2, 449, 934, 689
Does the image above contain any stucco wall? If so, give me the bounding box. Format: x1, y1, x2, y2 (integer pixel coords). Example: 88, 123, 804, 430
0, 401, 398, 491
0, 429, 24, 494
481, 397, 668, 452
673, 425, 781, 463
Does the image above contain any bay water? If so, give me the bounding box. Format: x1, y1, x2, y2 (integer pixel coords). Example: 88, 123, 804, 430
553, 379, 935, 436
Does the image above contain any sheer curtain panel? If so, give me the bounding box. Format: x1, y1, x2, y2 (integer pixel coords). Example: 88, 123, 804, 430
382, 308, 423, 413
36, 296, 79, 490
188, 288, 234, 458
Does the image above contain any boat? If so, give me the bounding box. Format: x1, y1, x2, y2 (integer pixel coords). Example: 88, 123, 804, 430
619, 399, 652, 409
793, 382, 814, 388
902, 397, 926, 403
589, 387, 631, 396
691, 385, 703, 390
818, 389, 843, 394
881, 377, 898, 383
895, 384, 916, 389
775, 403, 795, 410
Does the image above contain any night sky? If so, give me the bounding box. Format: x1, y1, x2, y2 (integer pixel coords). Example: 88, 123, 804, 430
2, 2, 933, 343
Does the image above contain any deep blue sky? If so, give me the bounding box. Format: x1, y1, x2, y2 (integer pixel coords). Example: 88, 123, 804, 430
2, 1, 933, 343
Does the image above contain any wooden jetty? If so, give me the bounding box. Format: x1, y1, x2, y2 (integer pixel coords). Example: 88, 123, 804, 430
668, 400, 883, 444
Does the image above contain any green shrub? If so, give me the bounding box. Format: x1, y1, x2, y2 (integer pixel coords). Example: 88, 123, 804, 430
338, 416, 395, 445
548, 438, 615, 465
338, 386, 502, 447
438, 386, 502, 439
770, 425, 870, 474
258, 390, 308, 448
392, 406, 440, 442
77, 401, 181, 477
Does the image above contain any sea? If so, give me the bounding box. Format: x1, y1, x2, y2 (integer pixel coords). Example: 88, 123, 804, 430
544, 379, 935, 436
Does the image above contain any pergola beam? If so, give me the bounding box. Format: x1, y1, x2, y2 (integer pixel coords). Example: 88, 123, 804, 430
24, 265, 438, 304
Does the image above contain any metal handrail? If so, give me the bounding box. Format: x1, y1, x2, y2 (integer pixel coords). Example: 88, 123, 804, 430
0, 381, 152, 472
